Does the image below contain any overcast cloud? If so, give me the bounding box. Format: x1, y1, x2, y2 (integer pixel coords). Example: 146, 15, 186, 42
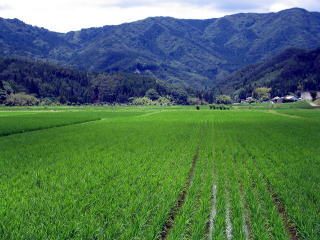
0, 0, 319, 32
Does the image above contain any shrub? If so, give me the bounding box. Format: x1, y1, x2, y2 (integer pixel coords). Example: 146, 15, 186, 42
216, 95, 232, 104
130, 97, 155, 105
4, 93, 40, 106
40, 97, 59, 106
209, 104, 232, 110
253, 87, 272, 101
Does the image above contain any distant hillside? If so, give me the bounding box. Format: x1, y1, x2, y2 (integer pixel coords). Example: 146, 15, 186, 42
1, 8, 320, 88
0, 57, 192, 104
215, 48, 320, 100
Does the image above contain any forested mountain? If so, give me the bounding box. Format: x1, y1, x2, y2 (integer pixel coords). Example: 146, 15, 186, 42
0, 57, 193, 104
214, 48, 320, 100
1, 8, 320, 88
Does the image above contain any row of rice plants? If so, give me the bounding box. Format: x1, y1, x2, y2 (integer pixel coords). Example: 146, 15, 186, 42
166, 122, 214, 240
148, 110, 305, 240
209, 112, 291, 239
235, 112, 320, 239
211, 117, 265, 240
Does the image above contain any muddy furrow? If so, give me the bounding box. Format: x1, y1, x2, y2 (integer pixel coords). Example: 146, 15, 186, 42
266, 181, 299, 240
159, 148, 200, 239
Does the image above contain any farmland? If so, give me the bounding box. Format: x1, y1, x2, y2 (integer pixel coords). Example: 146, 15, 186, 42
0, 106, 319, 239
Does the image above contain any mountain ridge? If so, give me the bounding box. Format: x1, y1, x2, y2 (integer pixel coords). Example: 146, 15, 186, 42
1, 8, 320, 88
215, 47, 320, 100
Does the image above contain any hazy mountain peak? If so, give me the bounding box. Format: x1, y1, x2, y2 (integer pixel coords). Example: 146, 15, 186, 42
278, 7, 308, 13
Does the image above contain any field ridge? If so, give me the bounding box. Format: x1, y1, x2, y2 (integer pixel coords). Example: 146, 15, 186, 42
266, 110, 303, 119
0, 118, 104, 137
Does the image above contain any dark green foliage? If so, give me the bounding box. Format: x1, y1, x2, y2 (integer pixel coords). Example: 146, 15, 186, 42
0, 57, 92, 103
310, 91, 317, 101
0, 57, 195, 104
90, 73, 164, 103
0, 82, 7, 103
171, 88, 188, 105
216, 48, 320, 100
1, 8, 320, 88
209, 104, 231, 110
145, 89, 159, 100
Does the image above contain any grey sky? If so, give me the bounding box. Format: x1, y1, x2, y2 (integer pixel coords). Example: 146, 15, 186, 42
0, 0, 319, 32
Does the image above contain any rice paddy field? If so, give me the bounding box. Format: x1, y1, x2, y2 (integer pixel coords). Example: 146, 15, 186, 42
0, 105, 319, 239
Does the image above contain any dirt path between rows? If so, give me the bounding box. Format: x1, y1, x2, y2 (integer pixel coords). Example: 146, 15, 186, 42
308, 101, 319, 107
138, 111, 165, 117
265, 110, 303, 119
159, 148, 199, 239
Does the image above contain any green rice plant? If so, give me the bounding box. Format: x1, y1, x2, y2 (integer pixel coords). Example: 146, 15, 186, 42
0, 107, 319, 239
0, 111, 144, 136
0, 113, 199, 239
167, 123, 214, 240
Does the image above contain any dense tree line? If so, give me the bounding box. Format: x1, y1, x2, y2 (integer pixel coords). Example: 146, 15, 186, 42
0, 57, 213, 105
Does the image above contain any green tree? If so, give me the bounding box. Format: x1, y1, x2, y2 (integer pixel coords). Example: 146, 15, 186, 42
145, 88, 159, 100
0, 89, 7, 104
253, 87, 272, 101
216, 95, 232, 104
172, 88, 188, 105
310, 91, 317, 101
156, 96, 172, 106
